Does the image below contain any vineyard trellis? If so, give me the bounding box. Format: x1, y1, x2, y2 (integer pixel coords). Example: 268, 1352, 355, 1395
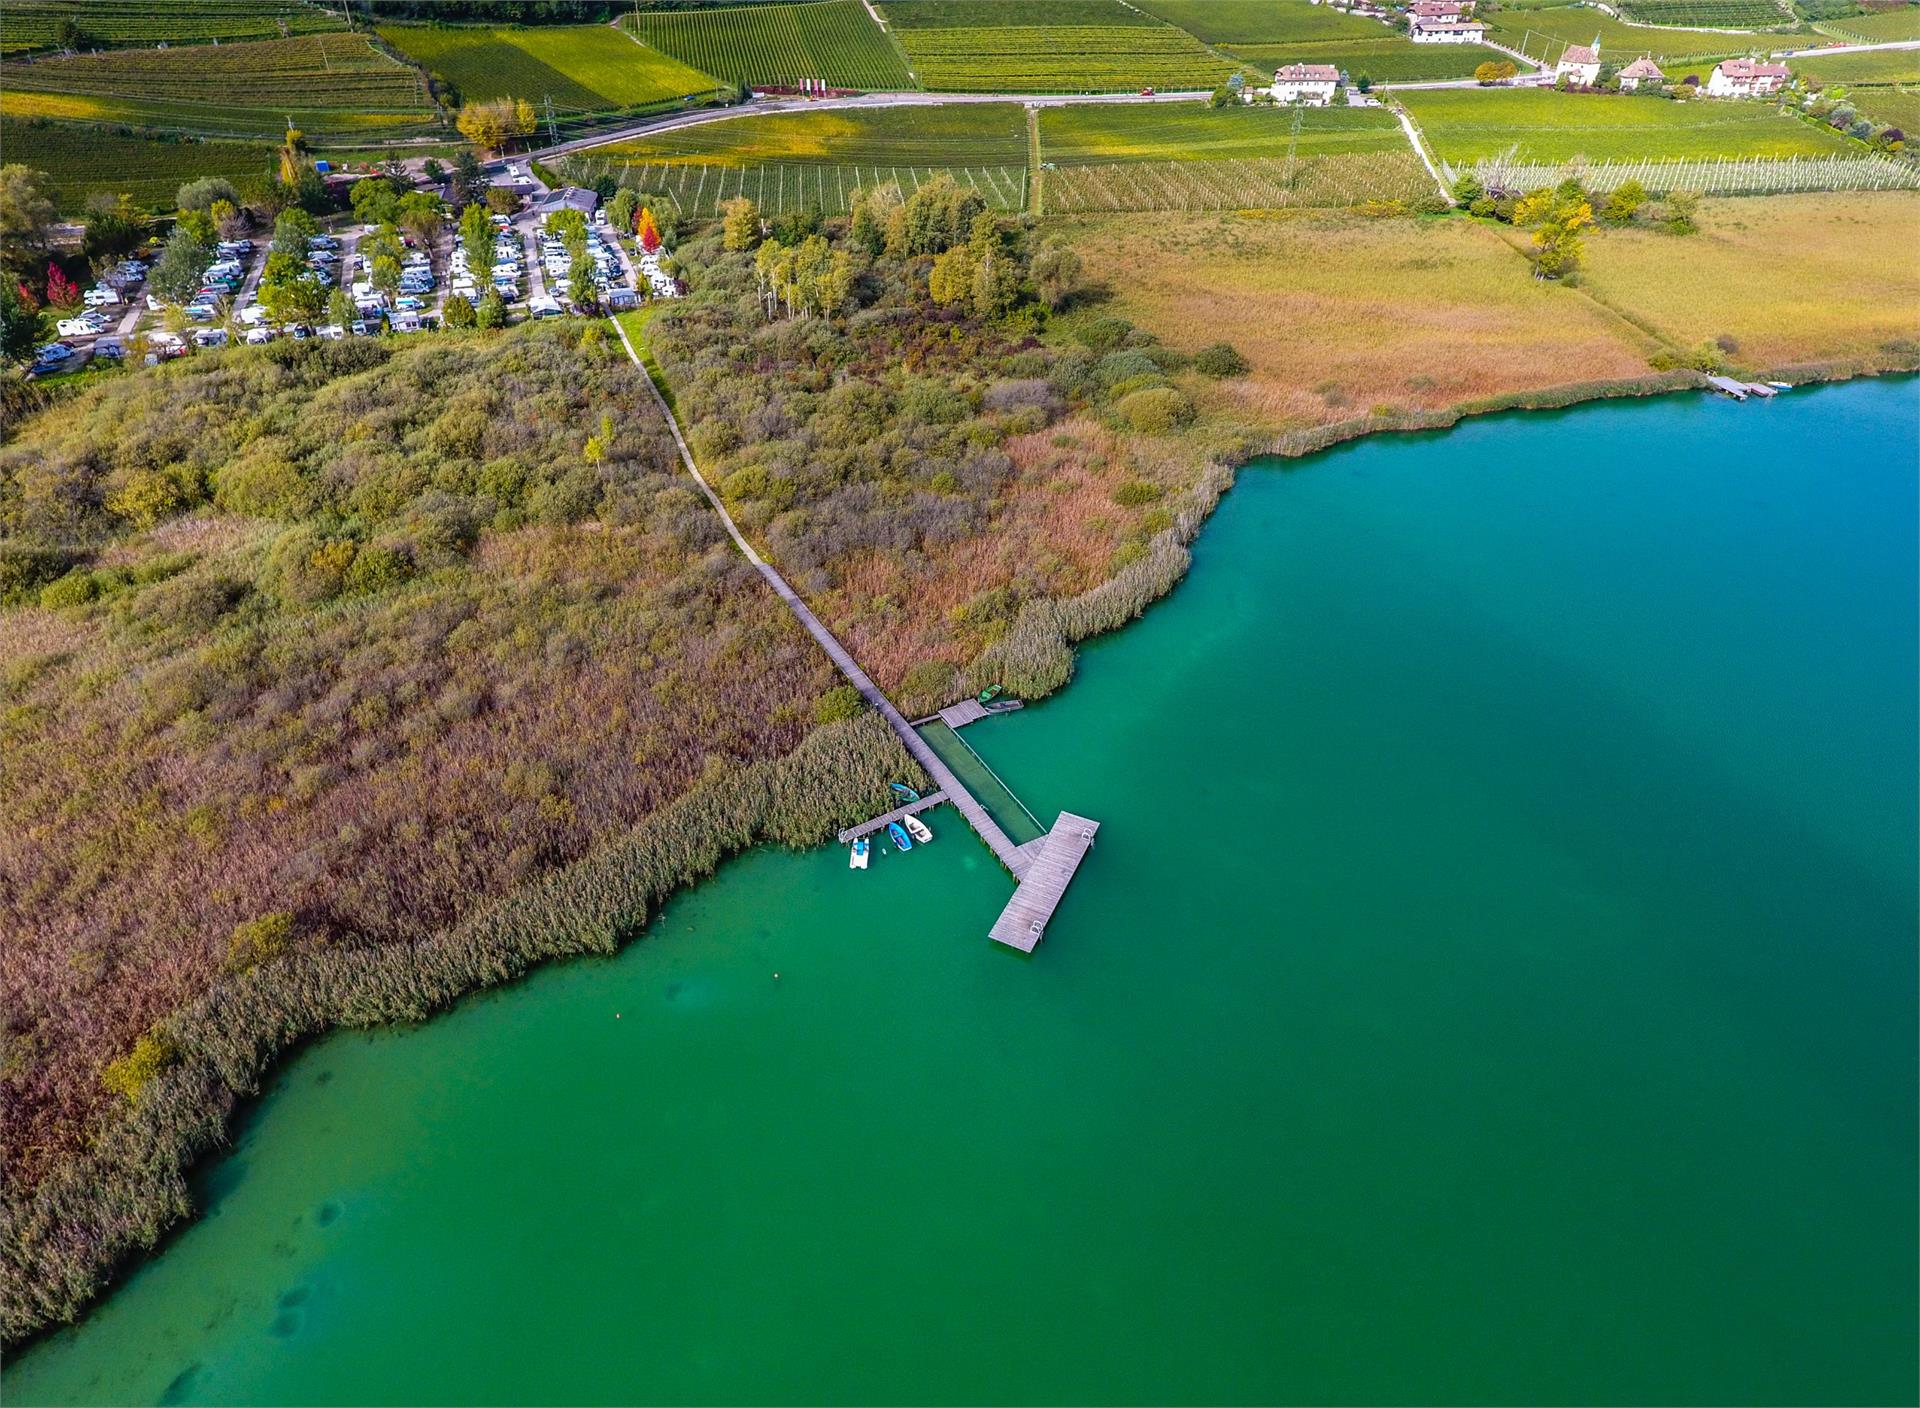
1460, 152, 1920, 195
557, 153, 1030, 216
1043, 153, 1435, 212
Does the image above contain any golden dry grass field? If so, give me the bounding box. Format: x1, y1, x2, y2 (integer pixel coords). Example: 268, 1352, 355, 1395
1058, 195, 1920, 434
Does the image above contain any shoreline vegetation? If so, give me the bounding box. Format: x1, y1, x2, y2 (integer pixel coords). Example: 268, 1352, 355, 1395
5, 188, 1919, 1350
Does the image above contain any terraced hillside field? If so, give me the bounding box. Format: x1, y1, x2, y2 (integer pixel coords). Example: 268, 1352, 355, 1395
0, 33, 440, 140
623, 0, 914, 90
1133, 0, 1390, 43
1039, 102, 1407, 162
1402, 88, 1858, 162
1485, 7, 1771, 62
1814, 6, 1920, 41
0, 0, 342, 56
378, 23, 720, 114
1227, 35, 1499, 81
0, 118, 272, 209
879, 0, 1240, 91
1793, 47, 1920, 84
1615, 0, 1792, 26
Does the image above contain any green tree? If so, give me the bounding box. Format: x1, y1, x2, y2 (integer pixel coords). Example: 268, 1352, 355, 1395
476, 289, 508, 329
1599, 178, 1648, 225
259, 250, 327, 326
1030, 240, 1082, 310
568, 253, 598, 309
721, 195, 760, 251
0, 165, 58, 283
327, 287, 355, 330
269, 205, 319, 260
445, 293, 477, 328
149, 224, 211, 302
175, 176, 239, 213
396, 190, 445, 247
607, 187, 639, 236
0, 280, 44, 362
459, 200, 495, 287
370, 253, 402, 303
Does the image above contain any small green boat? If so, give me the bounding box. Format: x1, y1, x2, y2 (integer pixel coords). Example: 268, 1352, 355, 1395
889, 782, 920, 803
976, 684, 1005, 705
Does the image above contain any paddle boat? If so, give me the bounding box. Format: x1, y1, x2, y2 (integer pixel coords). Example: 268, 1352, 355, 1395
889, 782, 921, 803
903, 815, 933, 845
888, 821, 913, 852
849, 837, 869, 870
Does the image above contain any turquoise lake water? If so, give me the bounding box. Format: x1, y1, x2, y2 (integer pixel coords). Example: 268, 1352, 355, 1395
8, 379, 1916, 1405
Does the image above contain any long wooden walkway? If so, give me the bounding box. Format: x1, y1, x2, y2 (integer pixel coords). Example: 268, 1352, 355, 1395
837, 792, 948, 844
990, 812, 1101, 952
614, 317, 1032, 878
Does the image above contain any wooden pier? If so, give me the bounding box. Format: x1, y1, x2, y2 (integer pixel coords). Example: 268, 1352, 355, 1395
989, 812, 1101, 953
837, 792, 949, 844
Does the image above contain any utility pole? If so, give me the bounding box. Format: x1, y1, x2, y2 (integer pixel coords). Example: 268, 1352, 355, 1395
544, 94, 560, 147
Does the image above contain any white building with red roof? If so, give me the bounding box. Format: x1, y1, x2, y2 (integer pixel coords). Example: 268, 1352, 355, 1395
1705, 58, 1791, 97
1409, 0, 1473, 21
1409, 15, 1490, 41
1617, 55, 1665, 90
1555, 38, 1602, 86
1272, 62, 1342, 105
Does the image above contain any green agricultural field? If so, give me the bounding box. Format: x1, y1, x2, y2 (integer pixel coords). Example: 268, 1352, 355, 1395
1043, 150, 1435, 208
0, 33, 441, 140
623, 0, 913, 90
1485, 7, 1767, 63
0, 0, 342, 56
1848, 86, 1920, 130
1226, 35, 1500, 80
589, 102, 1028, 165
562, 148, 1028, 214
1813, 6, 1920, 41
0, 117, 272, 209
1133, 0, 1389, 44
893, 24, 1240, 91
1794, 47, 1920, 84
1615, 0, 1791, 26
1401, 87, 1858, 160
878, 0, 1159, 28
1039, 102, 1407, 162
378, 23, 720, 114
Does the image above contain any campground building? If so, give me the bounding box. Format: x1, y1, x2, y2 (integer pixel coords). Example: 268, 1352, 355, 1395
1271, 63, 1341, 104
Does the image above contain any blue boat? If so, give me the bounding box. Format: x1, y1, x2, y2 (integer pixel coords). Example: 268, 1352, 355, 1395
888, 821, 913, 851
889, 782, 921, 803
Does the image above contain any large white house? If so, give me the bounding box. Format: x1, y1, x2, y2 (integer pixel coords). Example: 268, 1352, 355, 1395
1704, 58, 1790, 97
1409, 0, 1473, 20
1271, 62, 1341, 104
1616, 55, 1665, 90
1555, 39, 1602, 86
1409, 15, 1490, 41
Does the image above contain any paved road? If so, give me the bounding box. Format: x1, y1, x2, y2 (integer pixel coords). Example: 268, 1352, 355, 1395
608, 313, 1029, 876
1773, 37, 1920, 56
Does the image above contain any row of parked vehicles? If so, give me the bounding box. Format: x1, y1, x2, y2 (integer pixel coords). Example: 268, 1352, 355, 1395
451, 212, 522, 304
34, 253, 153, 372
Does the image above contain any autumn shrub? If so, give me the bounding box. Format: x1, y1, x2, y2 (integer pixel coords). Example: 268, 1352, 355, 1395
1115, 387, 1196, 434
1193, 343, 1249, 378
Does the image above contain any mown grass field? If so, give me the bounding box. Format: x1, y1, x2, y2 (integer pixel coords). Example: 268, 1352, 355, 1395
378, 23, 719, 112
1402, 88, 1856, 161
0, 33, 440, 140
1226, 35, 1500, 81
623, 0, 914, 90
1133, 0, 1389, 44
0, 0, 342, 56
590, 102, 1027, 164
1038, 102, 1407, 163
1579, 191, 1920, 365
1485, 7, 1765, 63
878, 0, 1239, 90
1813, 7, 1920, 41
0, 118, 271, 209
1793, 47, 1920, 85
1615, 0, 1790, 27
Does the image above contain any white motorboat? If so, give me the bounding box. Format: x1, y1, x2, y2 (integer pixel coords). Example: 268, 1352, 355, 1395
903, 815, 933, 845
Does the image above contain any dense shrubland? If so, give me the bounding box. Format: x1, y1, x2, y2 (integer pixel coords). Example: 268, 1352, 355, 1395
0, 323, 926, 1340
647, 177, 1240, 712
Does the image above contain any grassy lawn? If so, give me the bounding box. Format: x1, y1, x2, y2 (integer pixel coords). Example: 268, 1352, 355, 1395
1484, 7, 1770, 64
377, 23, 718, 112
622, 0, 915, 91
0, 118, 272, 210
1401, 88, 1856, 162
590, 102, 1028, 165
1134, 0, 1391, 44
1793, 48, 1920, 86
1226, 36, 1502, 81
1039, 102, 1406, 162
0, 34, 439, 140
1579, 191, 1920, 365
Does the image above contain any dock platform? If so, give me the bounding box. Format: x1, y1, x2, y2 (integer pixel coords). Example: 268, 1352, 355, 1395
989, 811, 1101, 953
837, 791, 950, 845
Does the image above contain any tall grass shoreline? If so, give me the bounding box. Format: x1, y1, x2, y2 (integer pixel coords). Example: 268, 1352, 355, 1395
6, 352, 1914, 1351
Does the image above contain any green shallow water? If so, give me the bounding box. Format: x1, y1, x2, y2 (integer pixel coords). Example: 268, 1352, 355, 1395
9, 380, 1916, 1405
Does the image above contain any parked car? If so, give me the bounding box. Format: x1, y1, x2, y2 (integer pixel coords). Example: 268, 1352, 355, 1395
393, 295, 425, 311
83, 286, 121, 308
193, 327, 229, 348
287, 324, 312, 340
56, 316, 105, 338
93, 336, 125, 359
33, 342, 73, 368
317, 324, 347, 341
244, 326, 274, 345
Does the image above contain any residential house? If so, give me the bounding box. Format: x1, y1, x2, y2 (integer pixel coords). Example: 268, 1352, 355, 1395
1704, 58, 1790, 97
1410, 0, 1473, 21
1616, 55, 1665, 90
1409, 15, 1490, 41
1556, 39, 1602, 86
1272, 63, 1341, 105
530, 185, 600, 219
